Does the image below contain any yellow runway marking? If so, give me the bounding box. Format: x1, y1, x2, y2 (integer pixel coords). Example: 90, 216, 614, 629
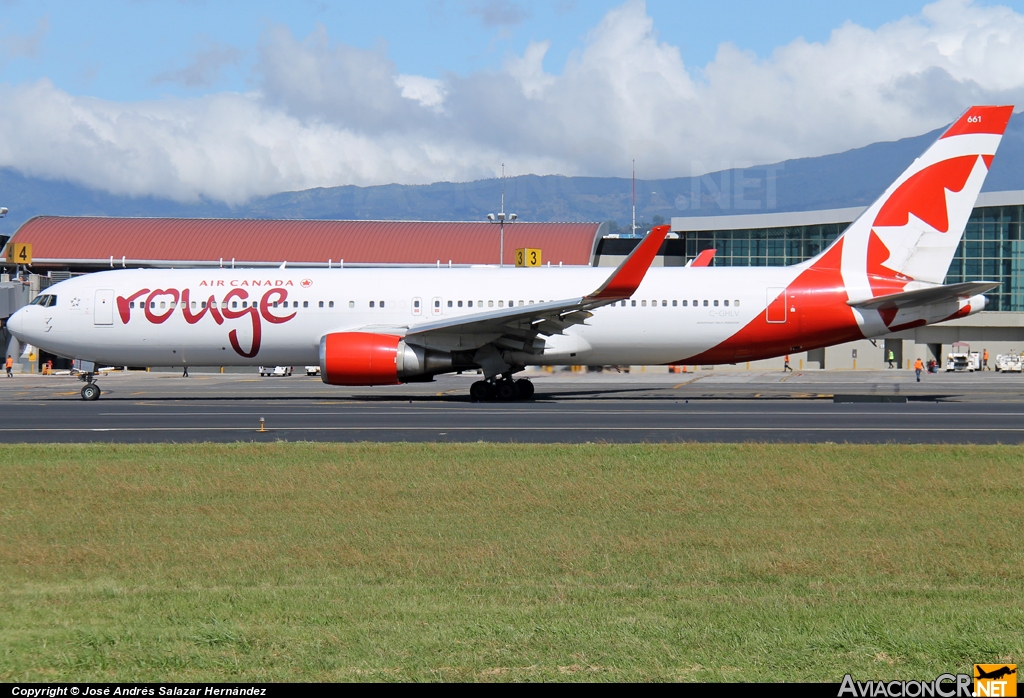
673, 376, 703, 388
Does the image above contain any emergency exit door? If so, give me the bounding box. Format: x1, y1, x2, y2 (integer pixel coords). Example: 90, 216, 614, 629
94, 289, 114, 325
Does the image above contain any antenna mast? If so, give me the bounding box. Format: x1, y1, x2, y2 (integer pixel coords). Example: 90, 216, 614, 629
632, 160, 636, 236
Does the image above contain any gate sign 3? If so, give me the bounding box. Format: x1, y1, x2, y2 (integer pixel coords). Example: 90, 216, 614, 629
515, 248, 542, 267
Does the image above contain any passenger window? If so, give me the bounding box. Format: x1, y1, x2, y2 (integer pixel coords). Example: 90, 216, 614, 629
478, 300, 483, 307
529, 301, 534, 304
304, 301, 309, 308
735, 300, 740, 307
724, 300, 729, 307
458, 301, 463, 308
488, 300, 494, 307
672, 300, 677, 307
129, 302, 135, 309
467, 301, 473, 308
293, 301, 298, 308
631, 300, 636, 307
703, 300, 708, 307
231, 301, 237, 309
448, 300, 453, 307
370, 301, 375, 308
243, 301, 248, 308
319, 301, 324, 308
498, 300, 504, 307
620, 300, 626, 307
518, 301, 523, 306
160, 302, 166, 309
192, 301, 197, 308
414, 300, 420, 308
434, 300, 440, 308
714, 300, 719, 307
641, 300, 647, 307
329, 301, 334, 308
682, 300, 687, 307
380, 301, 385, 308
273, 301, 278, 308
201, 301, 206, 308
661, 300, 666, 307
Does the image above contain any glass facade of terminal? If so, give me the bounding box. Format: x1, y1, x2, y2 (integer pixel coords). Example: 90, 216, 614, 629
684, 204, 1024, 312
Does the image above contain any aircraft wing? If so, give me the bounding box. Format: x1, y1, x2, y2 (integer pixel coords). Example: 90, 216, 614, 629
343, 225, 669, 357
848, 281, 999, 311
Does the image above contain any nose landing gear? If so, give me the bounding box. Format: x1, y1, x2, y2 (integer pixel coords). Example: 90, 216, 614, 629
79, 373, 101, 400
470, 375, 534, 402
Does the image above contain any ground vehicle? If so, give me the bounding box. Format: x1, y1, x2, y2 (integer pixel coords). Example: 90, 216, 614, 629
7, 106, 1012, 401
995, 352, 1022, 372
259, 366, 293, 377
305, 366, 321, 376
946, 342, 980, 372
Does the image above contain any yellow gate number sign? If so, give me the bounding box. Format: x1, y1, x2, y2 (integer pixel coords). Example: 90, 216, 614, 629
515, 248, 542, 267
6, 242, 32, 265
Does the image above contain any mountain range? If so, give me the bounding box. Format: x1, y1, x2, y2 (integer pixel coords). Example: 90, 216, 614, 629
2, 112, 1022, 235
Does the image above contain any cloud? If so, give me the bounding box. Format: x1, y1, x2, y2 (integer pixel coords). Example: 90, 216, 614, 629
0, 15, 48, 64
466, 0, 530, 27
255, 23, 425, 132
1, 0, 1024, 204
151, 37, 242, 89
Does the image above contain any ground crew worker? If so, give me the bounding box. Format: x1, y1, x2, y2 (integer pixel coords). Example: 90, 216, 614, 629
5, 354, 13, 378
783, 354, 793, 372
887, 349, 895, 368
983, 348, 989, 370
914, 357, 924, 382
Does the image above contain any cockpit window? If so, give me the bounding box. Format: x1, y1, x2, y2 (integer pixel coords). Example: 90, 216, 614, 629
30, 294, 57, 307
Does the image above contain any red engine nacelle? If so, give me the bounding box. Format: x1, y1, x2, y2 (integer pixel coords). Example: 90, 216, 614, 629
320, 332, 402, 386
319, 332, 458, 386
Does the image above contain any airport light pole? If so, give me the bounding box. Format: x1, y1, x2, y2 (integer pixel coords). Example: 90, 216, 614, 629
487, 164, 516, 266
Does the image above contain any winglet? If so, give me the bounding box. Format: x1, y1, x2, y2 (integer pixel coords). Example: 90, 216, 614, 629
588, 224, 669, 300
687, 248, 716, 267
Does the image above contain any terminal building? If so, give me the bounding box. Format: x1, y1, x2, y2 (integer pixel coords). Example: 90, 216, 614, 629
2, 192, 1024, 372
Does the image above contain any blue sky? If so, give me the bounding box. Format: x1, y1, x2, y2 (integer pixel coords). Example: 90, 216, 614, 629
1, 0, 1023, 203
1, 0, 974, 100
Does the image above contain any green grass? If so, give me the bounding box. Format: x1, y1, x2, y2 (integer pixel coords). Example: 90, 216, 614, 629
0, 442, 1021, 682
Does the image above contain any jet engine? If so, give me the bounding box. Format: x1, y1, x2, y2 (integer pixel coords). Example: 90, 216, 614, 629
319, 332, 460, 385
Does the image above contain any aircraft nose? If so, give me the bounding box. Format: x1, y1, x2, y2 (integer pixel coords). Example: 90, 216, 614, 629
6, 306, 26, 338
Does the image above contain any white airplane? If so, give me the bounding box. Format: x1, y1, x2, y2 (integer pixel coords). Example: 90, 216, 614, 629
7, 105, 1013, 401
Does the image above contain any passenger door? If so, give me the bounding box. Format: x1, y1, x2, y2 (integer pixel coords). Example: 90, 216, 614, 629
94, 289, 114, 326
766, 287, 787, 324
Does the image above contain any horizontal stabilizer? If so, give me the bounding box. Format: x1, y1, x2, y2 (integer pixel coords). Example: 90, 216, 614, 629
848, 281, 999, 310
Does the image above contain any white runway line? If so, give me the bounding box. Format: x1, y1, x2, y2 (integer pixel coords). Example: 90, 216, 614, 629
10, 426, 1024, 433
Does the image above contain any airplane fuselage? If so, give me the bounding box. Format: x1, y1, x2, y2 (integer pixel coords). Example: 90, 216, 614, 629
8, 264, 979, 369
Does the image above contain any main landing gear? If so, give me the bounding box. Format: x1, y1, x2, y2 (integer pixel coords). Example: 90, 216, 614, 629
470, 375, 535, 402
80, 373, 101, 401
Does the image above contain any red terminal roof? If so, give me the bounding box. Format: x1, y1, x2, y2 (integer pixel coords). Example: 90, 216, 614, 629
9, 217, 605, 267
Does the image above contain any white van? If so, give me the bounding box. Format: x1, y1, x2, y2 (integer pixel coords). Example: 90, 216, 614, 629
258, 366, 293, 377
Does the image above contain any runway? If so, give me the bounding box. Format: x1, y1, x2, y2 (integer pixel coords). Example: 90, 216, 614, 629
1, 368, 1023, 443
